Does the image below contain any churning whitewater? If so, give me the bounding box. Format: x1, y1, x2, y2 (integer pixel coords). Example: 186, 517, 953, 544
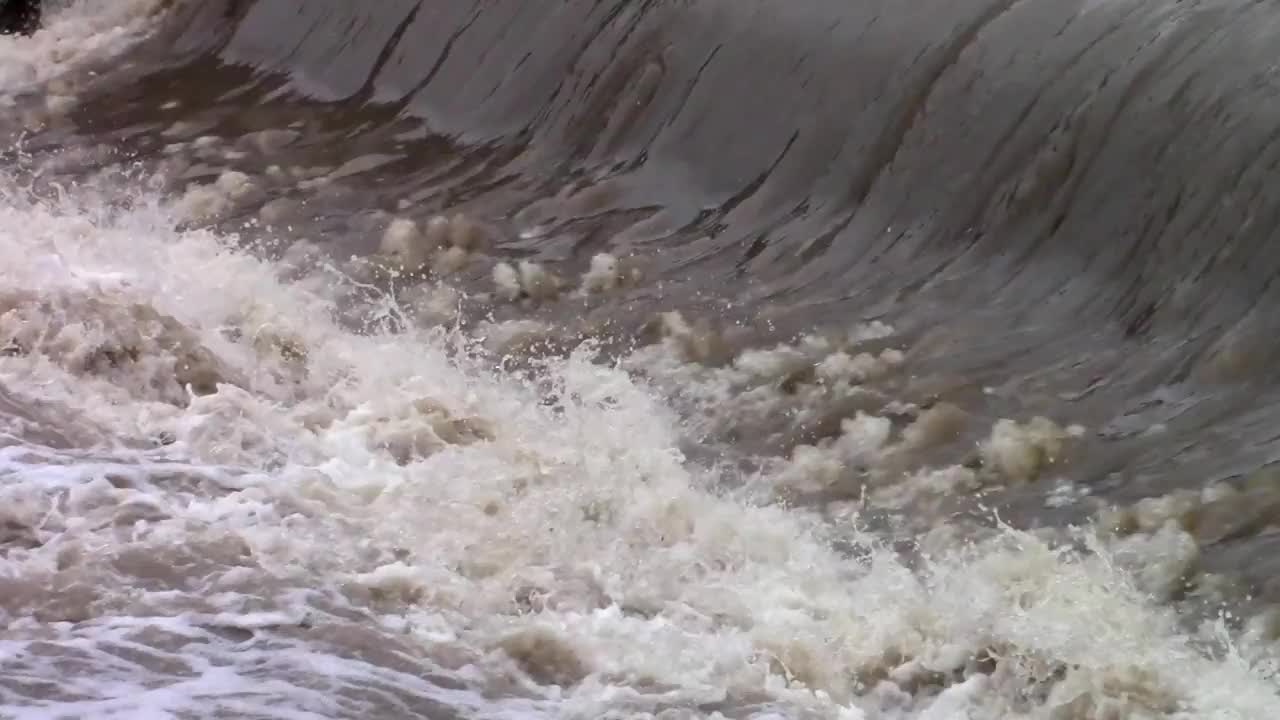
2, 1, 1280, 719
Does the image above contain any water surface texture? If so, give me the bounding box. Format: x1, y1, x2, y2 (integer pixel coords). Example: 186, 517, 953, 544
3, 1, 1280, 718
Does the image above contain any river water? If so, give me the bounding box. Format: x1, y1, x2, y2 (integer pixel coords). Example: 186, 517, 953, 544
1, 1, 1279, 718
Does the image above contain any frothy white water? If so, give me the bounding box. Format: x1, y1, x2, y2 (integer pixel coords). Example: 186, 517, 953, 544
3, 8, 1280, 720
0, 0, 166, 97
0, 159, 1277, 720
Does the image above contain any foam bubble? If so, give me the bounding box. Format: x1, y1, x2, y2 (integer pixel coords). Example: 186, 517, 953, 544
379, 217, 436, 272
979, 416, 1074, 485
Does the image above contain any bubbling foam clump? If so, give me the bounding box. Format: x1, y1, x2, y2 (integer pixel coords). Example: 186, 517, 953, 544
0, 286, 233, 405
174, 169, 256, 222
376, 212, 490, 275
980, 416, 1084, 485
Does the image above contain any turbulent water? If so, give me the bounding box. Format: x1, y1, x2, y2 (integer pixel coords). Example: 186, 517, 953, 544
2, 1, 1280, 718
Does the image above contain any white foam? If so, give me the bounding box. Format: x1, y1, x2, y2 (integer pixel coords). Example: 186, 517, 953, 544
0, 166, 1276, 720
0, 0, 167, 94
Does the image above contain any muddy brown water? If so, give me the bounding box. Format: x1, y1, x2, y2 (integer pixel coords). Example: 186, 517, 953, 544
4, 1, 1280, 717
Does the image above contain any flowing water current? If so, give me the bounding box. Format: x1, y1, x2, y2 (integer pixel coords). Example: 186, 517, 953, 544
2, 1, 1280, 718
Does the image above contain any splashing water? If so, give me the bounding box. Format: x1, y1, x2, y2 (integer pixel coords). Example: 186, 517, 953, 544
1, 3, 1279, 720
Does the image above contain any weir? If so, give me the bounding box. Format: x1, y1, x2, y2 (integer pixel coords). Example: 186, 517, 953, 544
154, 0, 1280, 351
3, 2, 1280, 716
